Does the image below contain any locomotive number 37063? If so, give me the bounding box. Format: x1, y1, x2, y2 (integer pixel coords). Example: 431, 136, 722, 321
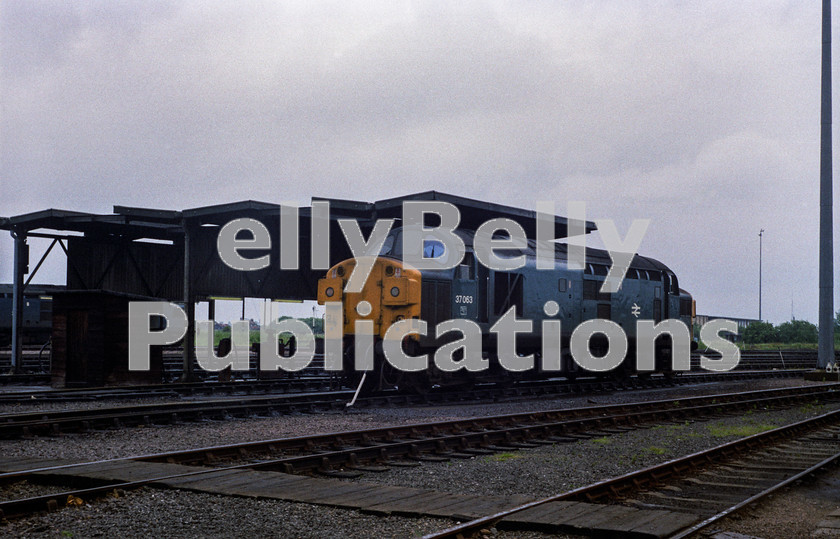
454, 295, 474, 304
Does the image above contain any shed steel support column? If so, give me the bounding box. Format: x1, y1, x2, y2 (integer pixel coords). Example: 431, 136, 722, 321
10, 231, 28, 374
819, 0, 835, 369
182, 224, 195, 380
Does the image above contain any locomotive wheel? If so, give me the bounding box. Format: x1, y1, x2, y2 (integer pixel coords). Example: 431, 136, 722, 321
378, 360, 404, 391
608, 361, 631, 383
341, 343, 369, 392
400, 372, 432, 394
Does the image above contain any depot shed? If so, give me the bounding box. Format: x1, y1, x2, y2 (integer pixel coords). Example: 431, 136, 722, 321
2, 191, 597, 381
51, 290, 163, 387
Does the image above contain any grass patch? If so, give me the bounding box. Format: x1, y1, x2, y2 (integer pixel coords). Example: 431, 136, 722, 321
708, 423, 776, 438
645, 446, 667, 455
800, 402, 825, 414
591, 436, 611, 445
484, 452, 521, 462
740, 343, 820, 351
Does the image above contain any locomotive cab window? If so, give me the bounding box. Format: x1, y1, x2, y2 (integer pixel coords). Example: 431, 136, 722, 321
458, 252, 476, 280
397, 231, 453, 264
391, 230, 405, 256
423, 239, 445, 258
380, 234, 396, 256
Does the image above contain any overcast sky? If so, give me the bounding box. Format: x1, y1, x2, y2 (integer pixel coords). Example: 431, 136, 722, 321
1, 1, 837, 325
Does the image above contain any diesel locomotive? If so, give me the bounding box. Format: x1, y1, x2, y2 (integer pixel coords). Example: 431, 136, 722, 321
0, 284, 58, 347
317, 226, 694, 393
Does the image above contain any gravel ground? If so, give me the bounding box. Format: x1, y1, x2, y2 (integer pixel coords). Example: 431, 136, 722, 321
335, 401, 840, 498
0, 377, 836, 538
0, 397, 187, 416
708, 460, 840, 539
1, 488, 451, 539
0, 480, 79, 503
0, 377, 823, 462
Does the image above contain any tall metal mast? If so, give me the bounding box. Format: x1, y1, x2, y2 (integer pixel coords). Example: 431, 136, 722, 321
759, 229, 764, 321
819, 0, 835, 369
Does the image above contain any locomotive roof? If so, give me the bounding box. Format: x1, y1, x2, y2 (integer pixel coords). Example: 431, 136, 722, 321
366, 191, 597, 239
440, 228, 675, 275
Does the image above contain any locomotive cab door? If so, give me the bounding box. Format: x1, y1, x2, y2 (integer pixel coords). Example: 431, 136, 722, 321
453, 251, 479, 321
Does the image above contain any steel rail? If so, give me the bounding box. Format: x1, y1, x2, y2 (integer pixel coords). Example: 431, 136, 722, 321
0, 391, 355, 439
0, 369, 808, 439
140, 382, 840, 465
202, 387, 840, 475
0, 358, 808, 406
669, 450, 840, 538
0, 376, 340, 403
423, 408, 840, 539
1, 385, 838, 522
0, 385, 837, 483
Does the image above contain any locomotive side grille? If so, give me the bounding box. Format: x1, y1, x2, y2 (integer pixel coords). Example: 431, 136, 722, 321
493, 272, 524, 315
583, 279, 610, 302
421, 281, 433, 323
421, 280, 452, 326
597, 303, 611, 320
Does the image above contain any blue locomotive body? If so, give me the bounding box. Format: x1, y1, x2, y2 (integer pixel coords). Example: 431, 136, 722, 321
319, 227, 694, 392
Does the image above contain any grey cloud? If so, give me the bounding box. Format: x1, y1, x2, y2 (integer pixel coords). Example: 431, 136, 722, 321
1, 2, 836, 324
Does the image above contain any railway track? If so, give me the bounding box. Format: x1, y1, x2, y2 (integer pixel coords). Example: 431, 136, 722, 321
429, 408, 840, 538
0, 362, 807, 405
0, 383, 839, 522
692, 348, 829, 371
0, 361, 810, 407
0, 373, 50, 386
0, 347, 825, 385
0, 391, 356, 439
0, 375, 342, 403
0, 370, 808, 439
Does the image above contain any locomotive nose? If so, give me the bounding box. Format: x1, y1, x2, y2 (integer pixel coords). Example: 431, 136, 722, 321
317, 257, 421, 338
317, 263, 346, 302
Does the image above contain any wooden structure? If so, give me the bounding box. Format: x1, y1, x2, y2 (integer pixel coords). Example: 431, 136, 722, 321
51, 290, 163, 387
2, 192, 596, 380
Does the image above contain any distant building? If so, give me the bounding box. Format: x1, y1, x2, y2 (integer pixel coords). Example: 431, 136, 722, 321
695, 314, 760, 342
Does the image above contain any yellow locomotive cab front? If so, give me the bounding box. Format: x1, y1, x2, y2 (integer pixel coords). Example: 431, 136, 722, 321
317, 258, 422, 339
